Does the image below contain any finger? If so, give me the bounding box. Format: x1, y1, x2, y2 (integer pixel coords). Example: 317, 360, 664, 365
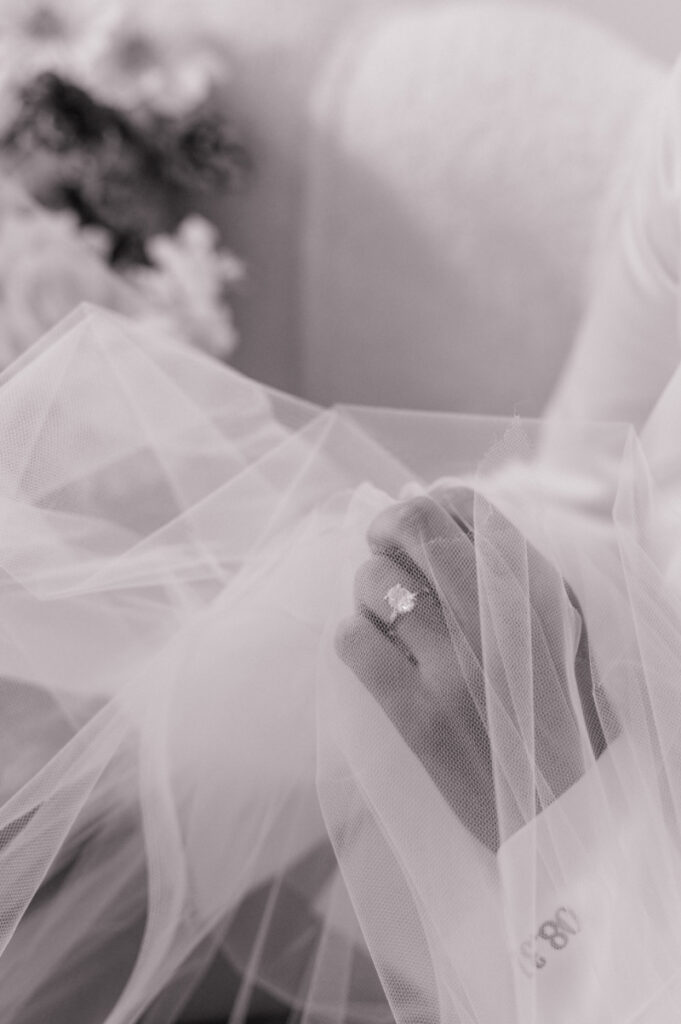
335, 614, 489, 806
429, 484, 476, 541
428, 492, 601, 775
336, 615, 498, 849
469, 508, 607, 790
367, 495, 481, 651
565, 583, 610, 758
335, 615, 431, 747
368, 495, 467, 579
353, 555, 445, 666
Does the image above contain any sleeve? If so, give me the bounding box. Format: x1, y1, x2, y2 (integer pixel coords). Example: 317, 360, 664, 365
544, 55, 681, 432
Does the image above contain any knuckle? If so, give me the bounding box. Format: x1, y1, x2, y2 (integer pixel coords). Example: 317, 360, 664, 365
370, 496, 447, 549
398, 495, 443, 534
334, 615, 364, 662
431, 485, 476, 537
353, 557, 385, 605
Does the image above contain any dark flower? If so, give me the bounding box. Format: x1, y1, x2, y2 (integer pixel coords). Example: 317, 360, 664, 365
0, 71, 251, 266
159, 105, 251, 193
0, 72, 180, 261
2, 72, 119, 153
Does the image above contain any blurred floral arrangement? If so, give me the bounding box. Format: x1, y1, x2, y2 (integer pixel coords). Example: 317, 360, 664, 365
0, 0, 250, 368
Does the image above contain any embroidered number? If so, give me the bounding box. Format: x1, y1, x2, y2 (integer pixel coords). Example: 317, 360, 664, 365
555, 906, 580, 936
538, 919, 569, 950
518, 939, 546, 977
517, 906, 581, 976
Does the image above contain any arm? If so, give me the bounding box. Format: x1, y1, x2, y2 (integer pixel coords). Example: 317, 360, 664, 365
544, 58, 681, 432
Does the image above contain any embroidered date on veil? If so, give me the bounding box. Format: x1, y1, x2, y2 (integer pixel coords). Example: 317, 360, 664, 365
517, 906, 581, 977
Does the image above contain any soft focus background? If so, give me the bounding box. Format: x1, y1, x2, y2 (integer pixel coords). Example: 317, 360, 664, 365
555, 0, 681, 61
211, 0, 681, 417
3, 0, 681, 420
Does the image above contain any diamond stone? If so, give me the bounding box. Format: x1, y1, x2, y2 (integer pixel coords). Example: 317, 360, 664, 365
385, 584, 418, 623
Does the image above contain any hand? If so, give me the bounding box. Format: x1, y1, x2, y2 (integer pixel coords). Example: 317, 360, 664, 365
336, 487, 607, 851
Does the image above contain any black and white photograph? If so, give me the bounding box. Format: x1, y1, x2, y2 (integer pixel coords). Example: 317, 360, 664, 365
0, 1, 680, 1022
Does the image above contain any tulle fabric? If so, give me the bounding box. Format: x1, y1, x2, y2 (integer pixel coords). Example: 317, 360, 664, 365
2, 306, 681, 1023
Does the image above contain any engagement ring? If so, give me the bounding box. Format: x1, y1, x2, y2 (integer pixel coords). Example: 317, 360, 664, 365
385, 583, 418, 625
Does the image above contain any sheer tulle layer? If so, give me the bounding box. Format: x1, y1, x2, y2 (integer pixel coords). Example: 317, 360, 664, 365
2, 307, 681, 1023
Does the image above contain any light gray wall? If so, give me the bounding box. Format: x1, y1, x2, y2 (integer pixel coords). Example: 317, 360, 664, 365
220, 0, 678, 411
551, 0, 681, 62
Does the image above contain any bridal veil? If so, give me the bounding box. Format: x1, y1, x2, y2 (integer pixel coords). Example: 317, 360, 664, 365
0, 305, 680, 1023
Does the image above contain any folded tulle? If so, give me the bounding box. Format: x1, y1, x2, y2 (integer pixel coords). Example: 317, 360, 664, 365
1, 306, 681, 1023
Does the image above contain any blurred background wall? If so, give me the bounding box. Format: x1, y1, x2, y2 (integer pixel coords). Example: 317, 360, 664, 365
222, 0, 681, 415
551, 0, 681, 61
